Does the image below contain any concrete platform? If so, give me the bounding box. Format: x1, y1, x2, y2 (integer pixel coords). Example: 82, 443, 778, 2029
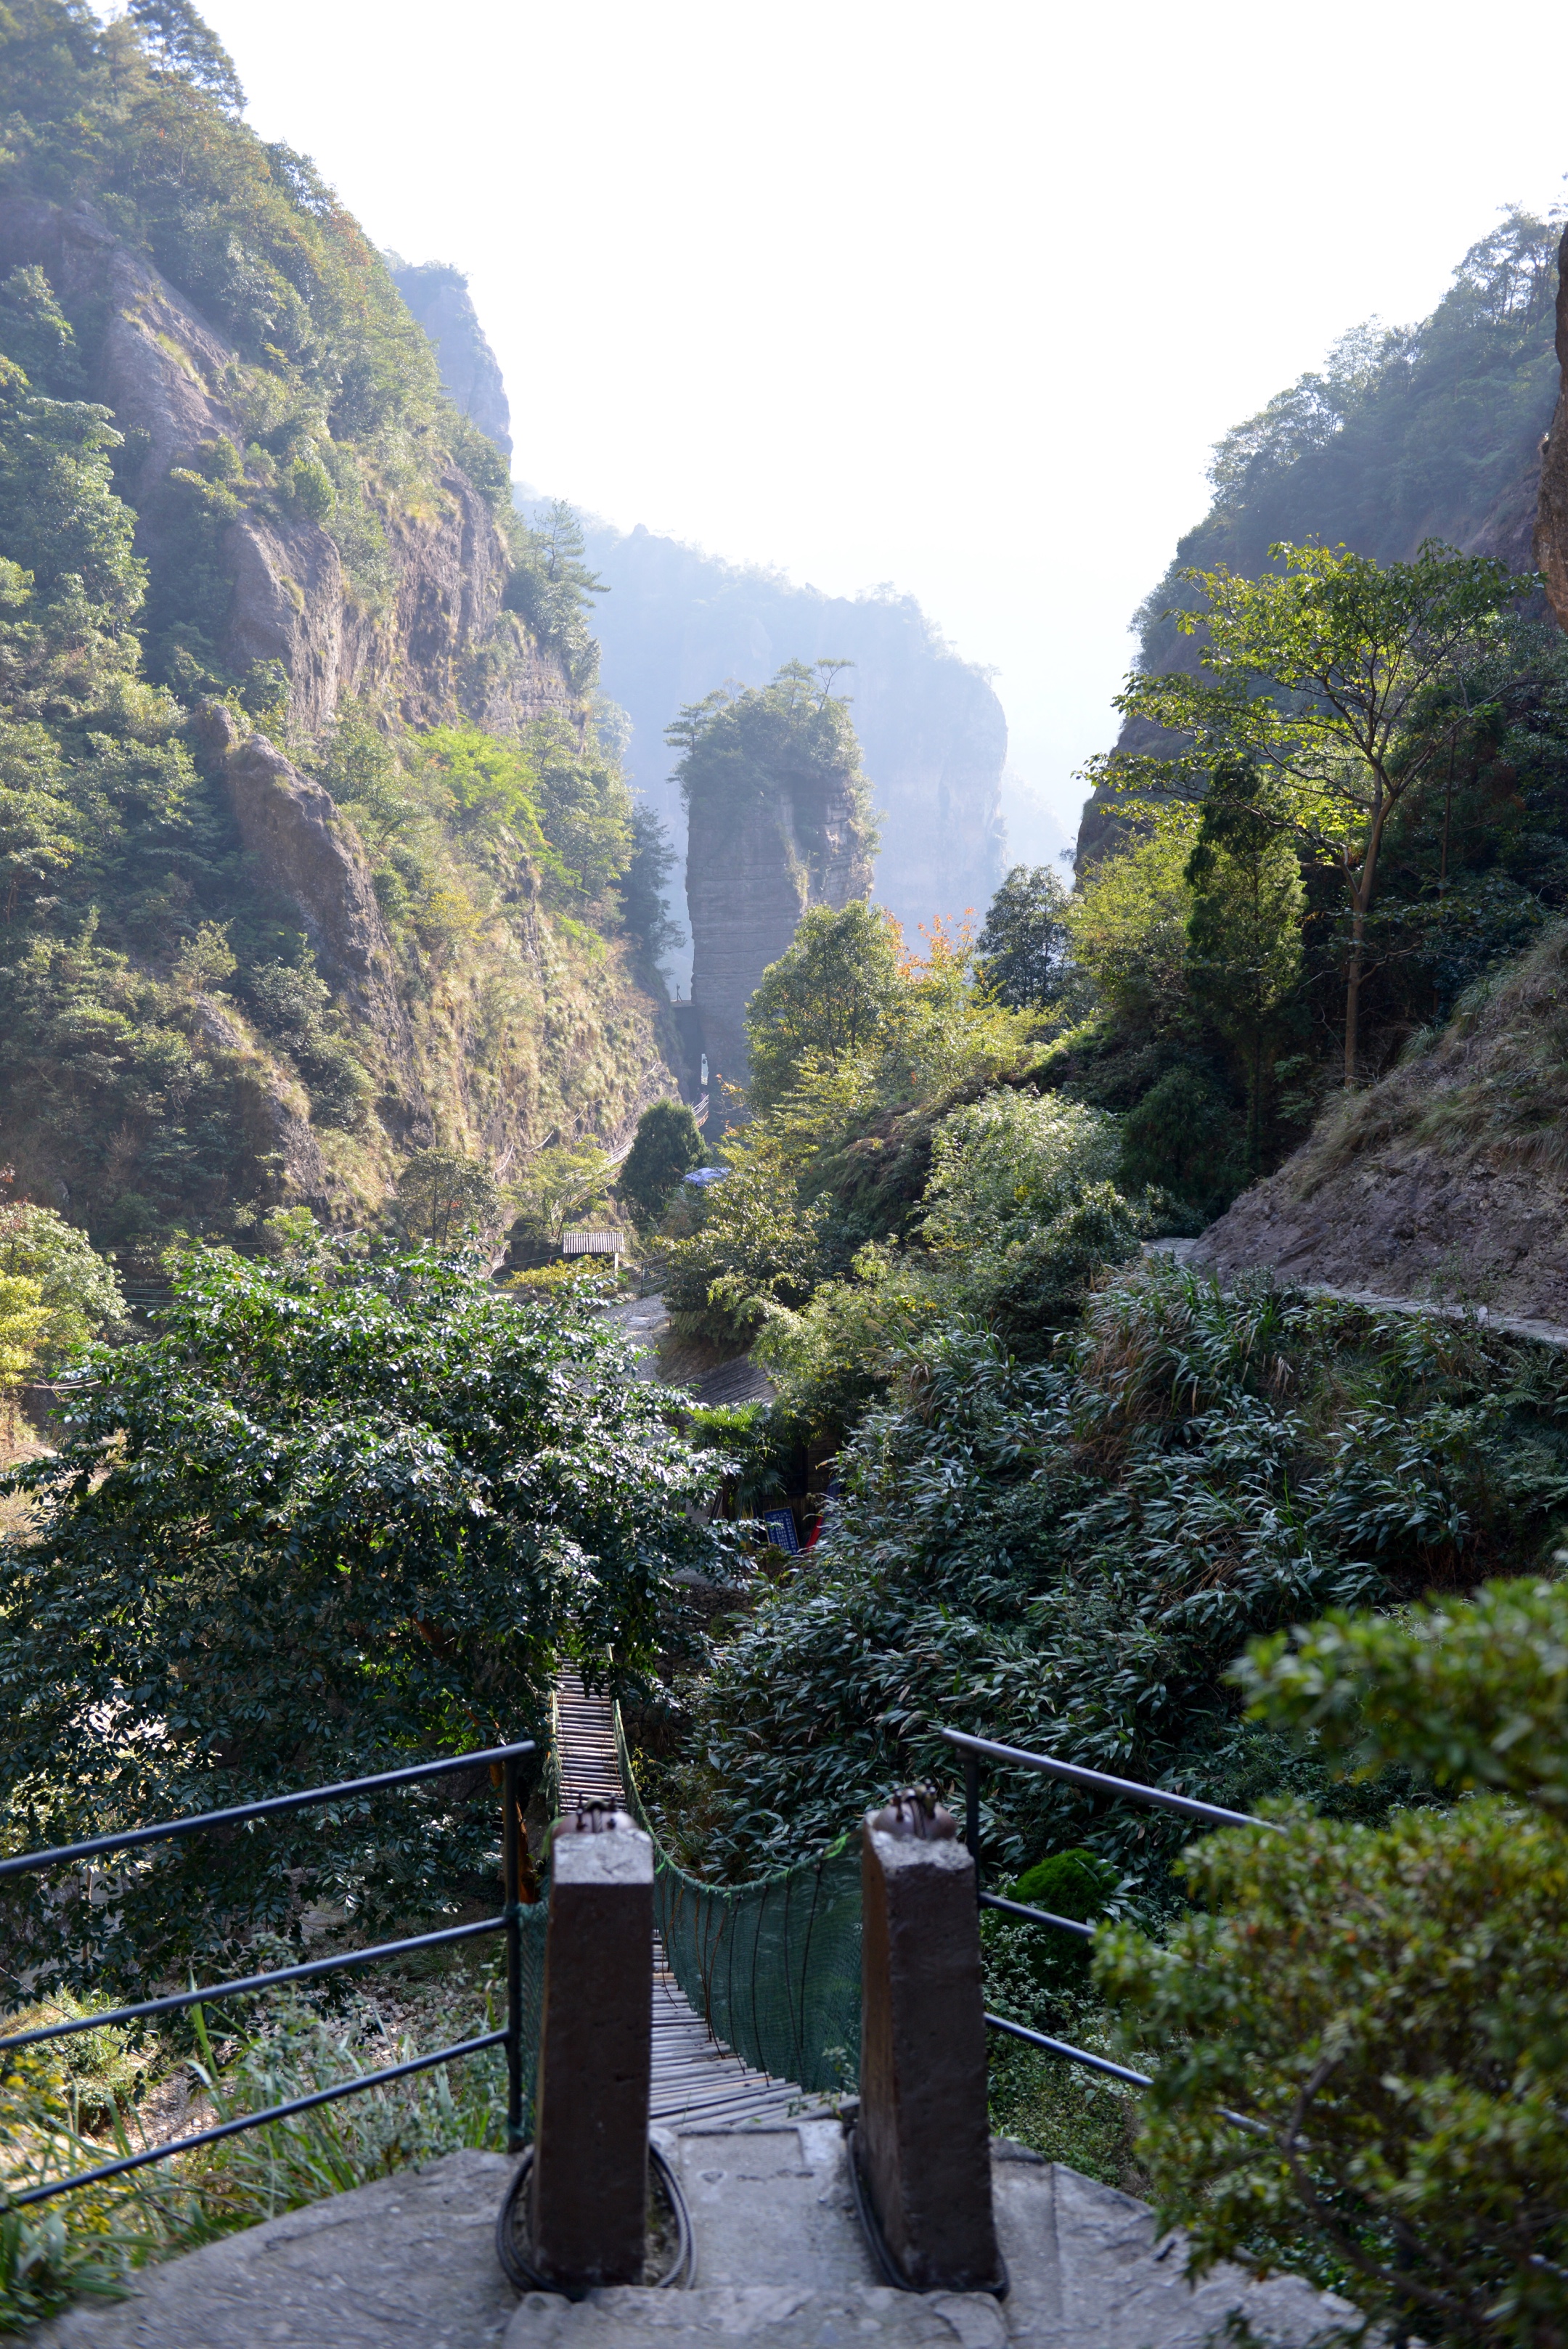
30, 2128, 1351, 2349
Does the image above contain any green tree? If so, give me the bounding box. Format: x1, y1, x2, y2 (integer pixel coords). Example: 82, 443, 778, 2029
0, 1197, 126, 1371
1065, 813, 1197, 1030
510, 1142, 616, 1247
0, 357, 144, 613
1098, 1799, 1568, 2348
1233, 1575, 1568, 1815
127, 0, 245, 110
0, 1267, 47, 1412
1098, 1577, 1568, 2348
506, 500, 607, 690
393, 1149, 502, 1246
0, 1245, 726, 1985
1184, 760, 1304, 1167
0, 266, 86, 398
976, 864, 1076, 1009
663, 1160, 822, 1347
745, 902, 902, 1111
621, 800, 685, 971
1104, 541, 1520, 1082
618, 1100, 703, 1227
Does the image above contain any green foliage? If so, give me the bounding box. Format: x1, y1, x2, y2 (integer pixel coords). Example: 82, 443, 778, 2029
1106, 540, 1523, 1079
127, 0, 245, 110
241, 959, 370, 1130
525, 712, 634, 905
663, 1159, 822, 1347
1184, 761, 1304, 1167
392, 1148, 502, 1246
618, 1100, 703, 1227
997, 1847, 1119, 1997
0, 1266, 48, 1400
0, 1245, 724, 1986
975, 863, 1080, 1011
508, 1142, 615, 1249
0, 358, 143, 613
1066, 815, 1197, 1031
1236, 1577, 1568, 1814
1119, 1063, 1244, 1220
667, 660, 875, 894
0, 1196, 126, 1372
918, 1088, 1119, 1252
0, 266, 86, 397
677, 1261, 1568, 1881
746, 903, 903, 1112
506, 499, 607, 691
1098, 1799, 1568, 2345
621, 798, 685, 972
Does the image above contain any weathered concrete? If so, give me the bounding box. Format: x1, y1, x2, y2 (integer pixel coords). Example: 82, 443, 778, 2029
859, 1812, 999, 2295
531, 1817, 654, 2289
28, 2148, 518, 2348
27, 2137, 1353, 2349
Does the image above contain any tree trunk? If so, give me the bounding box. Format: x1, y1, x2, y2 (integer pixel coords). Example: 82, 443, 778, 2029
1344, 904, 1365, 1085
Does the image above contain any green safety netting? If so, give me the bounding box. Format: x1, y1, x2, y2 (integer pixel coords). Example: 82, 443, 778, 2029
515, 1893, 549, 2125
614, 1707, 862, 2095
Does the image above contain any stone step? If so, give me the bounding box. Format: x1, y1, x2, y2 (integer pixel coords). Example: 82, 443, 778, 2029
31, 2133, 1353, 2349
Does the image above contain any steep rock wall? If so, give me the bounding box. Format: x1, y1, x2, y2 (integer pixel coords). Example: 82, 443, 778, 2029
1535, 224, 1568, 633
686, 756, 873, 1101
390, 260, 513, 455
0, 196, 566, 740
579, 521, 1006, 957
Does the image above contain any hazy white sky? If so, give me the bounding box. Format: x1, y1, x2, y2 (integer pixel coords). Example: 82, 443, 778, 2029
195, 0, 1566, 854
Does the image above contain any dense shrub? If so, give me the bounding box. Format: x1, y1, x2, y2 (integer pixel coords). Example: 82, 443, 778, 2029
0, 1246, 727, 1988
669, 1262, 1568, 1882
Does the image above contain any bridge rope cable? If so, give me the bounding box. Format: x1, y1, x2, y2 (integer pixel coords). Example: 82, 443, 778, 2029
613, 1707, 863, 2098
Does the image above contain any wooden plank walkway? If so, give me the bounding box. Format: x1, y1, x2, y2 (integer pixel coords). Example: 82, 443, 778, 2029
553, 1672, 813, 2127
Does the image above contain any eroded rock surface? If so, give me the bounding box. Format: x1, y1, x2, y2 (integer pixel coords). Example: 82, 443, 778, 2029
1535, 223, 1568, 633
0, 195, 565, 740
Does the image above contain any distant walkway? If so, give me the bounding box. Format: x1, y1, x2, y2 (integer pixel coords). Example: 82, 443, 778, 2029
607, 1294, 776, 1405
1149, 1240, 1568, 1351
553, 1673, 809, 2128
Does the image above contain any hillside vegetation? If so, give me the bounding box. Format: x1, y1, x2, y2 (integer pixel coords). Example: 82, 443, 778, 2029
0, 0, 677, 1249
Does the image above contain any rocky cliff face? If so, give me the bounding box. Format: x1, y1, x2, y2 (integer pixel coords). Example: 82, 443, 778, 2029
685, 732, 875, 1105
1191, 922, 1568, 1323
579, 521, 1006, 964
1534, 225, 1568, 634
1078, 212, 1563, 866
0, 196, 565, 742
390, 260, 513, 457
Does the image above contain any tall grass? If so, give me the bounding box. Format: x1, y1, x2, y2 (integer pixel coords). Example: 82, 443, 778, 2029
0, 1982, 510, 2336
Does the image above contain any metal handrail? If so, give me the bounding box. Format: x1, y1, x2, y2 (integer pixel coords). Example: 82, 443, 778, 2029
0, 1740, 539, 1879
1, 1736, 537, 2205
939, 1724, 1274, 2110
939, 1728, 1281, 1835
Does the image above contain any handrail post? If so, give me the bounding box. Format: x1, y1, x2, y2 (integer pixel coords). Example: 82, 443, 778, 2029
530, 1804, 653, 2289
503, 1752, 523, 2153
857, 1789, 1002, 2293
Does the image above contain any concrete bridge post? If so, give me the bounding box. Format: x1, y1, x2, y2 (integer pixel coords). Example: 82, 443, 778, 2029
857, 1787, 1003, 2293
529, 1804, 653, 2289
